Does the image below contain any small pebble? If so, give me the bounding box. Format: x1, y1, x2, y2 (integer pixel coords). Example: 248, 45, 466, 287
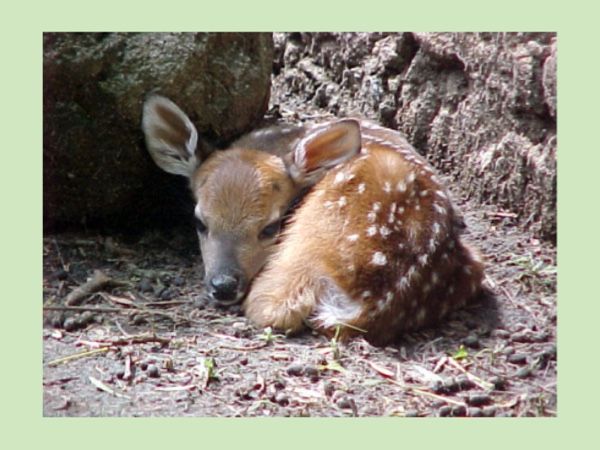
489, 376, 507, 391
463, 334, 480, 349
160, 287, 176, 301
132, 314, 147, 326
502, 346, 515, 356
451, 405, 467, 417
541, 345, 557, 360
79, 311, 95, 326
304, 365, 320, 379
49, 313, 65, 329
511, 331, 549, 344
515, 367, 532, 378
323, 382, 335, 397
146, 364, 160, 378
455, 375, 475, 391
138, 278, 153, 293
466, 393, 491, 407
482, 406, 497, 417
336, 396, 355, 410
272, 379, 286, 390
468, 407, 483, 417
492, 329, 511, 339
286, 363, 305, 377
507, 353, 528, 365
438, 406, 451, 417
274, 392, 289, 406
63, 316, 79, 332
173, 275, 185, 287
430, 380, 445, 394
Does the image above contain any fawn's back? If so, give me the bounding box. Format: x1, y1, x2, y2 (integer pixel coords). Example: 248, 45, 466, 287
142, 95, 484, 346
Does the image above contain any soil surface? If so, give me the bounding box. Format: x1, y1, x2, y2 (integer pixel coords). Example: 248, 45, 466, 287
43, 181, 556, 417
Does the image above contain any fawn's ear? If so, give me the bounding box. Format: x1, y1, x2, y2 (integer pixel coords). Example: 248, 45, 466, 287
286, 119, 361, 187
142, 95, 199, 178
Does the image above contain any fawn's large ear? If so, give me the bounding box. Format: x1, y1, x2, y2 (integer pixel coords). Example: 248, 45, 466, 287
142, 95, 199, 178
286, 119, 361, 187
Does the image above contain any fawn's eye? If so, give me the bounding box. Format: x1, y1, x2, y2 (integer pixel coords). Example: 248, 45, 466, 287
195, 217, 208, 234
259, 220, 281, 240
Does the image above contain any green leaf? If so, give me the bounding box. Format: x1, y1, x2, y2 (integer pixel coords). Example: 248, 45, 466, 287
453, 345, 469, 360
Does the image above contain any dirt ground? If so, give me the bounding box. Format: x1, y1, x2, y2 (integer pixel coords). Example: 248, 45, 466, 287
42, 180, 557, 417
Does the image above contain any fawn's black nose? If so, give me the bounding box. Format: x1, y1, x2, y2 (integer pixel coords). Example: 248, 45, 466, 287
209, 272, 243, 303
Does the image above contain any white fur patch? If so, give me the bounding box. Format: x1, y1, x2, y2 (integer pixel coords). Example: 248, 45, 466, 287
371, 252, 387, 266
312, 279, 363, 328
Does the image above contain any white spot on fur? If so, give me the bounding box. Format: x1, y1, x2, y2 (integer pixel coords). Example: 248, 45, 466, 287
380, 226, 392, 238
347, 234, 359, 242
418, 254, 429, 266
436, 190, 447, 199
312, 280, 363, 328
431, 272, 439, 285
420, 190, 428, 197
396, 181, 407, 192
386, 291, 394, 302
333, 171, 346, 185
428, 238, 437, 252
367, 211, 377, 223
324, 201, 334, 209
396, 276, 410, 291
407, 265, 418, 280
372, 202, 382, 212
383, 181, 392, 193
432, 222, 442, 236
397, 206, 405, 215
338, 196, 347, 207
434, 203, 447, 215
361, 290, 372, 299
358, 183, 366, 194
407, 172, 416, 183
371, 252, 387, 266
366, 225, 377, 237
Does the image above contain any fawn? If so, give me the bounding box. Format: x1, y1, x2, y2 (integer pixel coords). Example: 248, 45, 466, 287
142, 95, 484, 346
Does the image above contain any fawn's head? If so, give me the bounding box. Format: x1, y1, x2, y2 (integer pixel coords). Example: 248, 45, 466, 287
142, 95, 361, 305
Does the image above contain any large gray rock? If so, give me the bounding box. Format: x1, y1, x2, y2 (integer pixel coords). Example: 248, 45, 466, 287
44, 32, 273, 230
270, 32, 556, 241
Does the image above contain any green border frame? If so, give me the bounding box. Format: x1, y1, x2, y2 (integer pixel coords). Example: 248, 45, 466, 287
3, 0, 598, 448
